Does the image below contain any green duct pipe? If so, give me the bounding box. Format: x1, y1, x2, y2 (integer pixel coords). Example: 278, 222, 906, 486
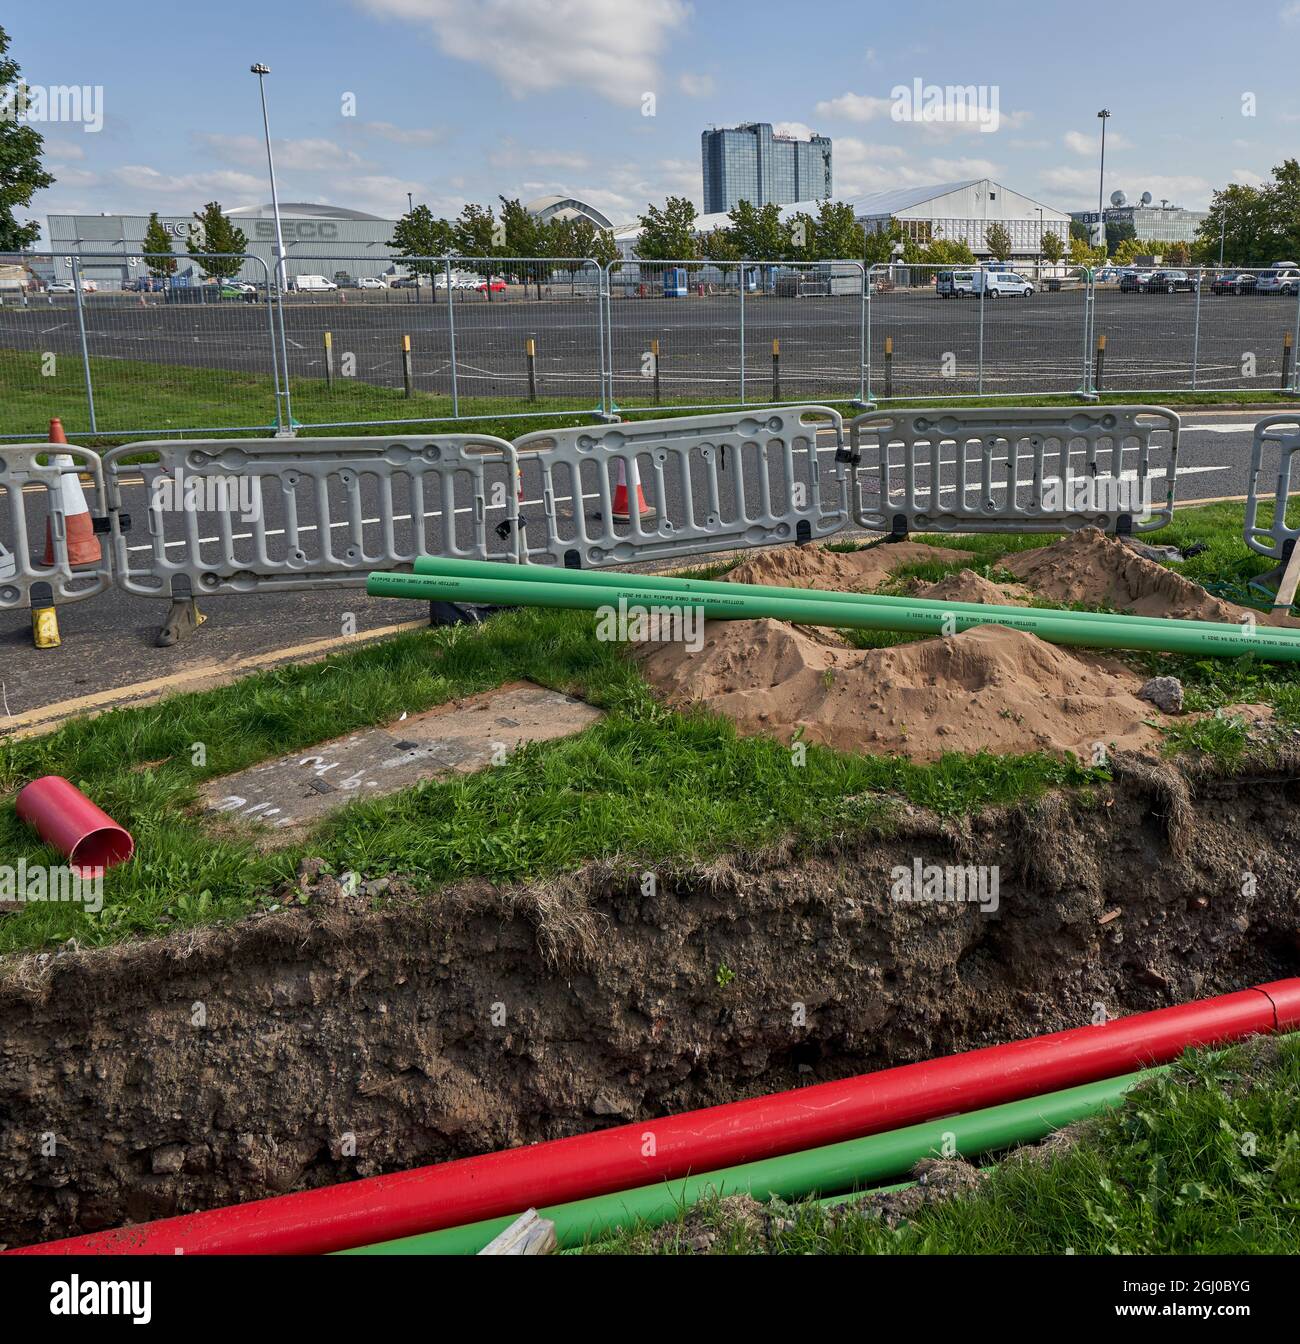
368, 569, 1300, 663
340, 1070, 1151, 1255
411, 555, 1300, 641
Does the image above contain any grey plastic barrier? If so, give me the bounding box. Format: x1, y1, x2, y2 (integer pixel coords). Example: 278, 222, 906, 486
102, 434, 522, 623
510, 405, 852, 568
843, 405, 1179, 536
1243, 415, 1300, 561
0, 443, 114, 612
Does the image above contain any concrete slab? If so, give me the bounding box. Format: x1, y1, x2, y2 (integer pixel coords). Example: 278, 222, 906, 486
200, 681, 602, 840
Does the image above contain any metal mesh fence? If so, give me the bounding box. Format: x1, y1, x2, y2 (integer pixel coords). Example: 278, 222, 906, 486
0, 252, 282, 440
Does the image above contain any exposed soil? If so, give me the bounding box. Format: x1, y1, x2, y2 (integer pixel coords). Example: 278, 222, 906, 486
637, 619, 1163, 760
1004, 529, 1298, 627
2, 758, 1299, 1248
724, 540, 973, 592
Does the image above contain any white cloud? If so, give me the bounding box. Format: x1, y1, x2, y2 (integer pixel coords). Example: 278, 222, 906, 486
1040, 165, 1214, 210
1282, 2, 1300, 24
355, 0, 691, 106
832, 138, 1001, 199
1231, 167, 1265, 187
678, 72, 714, 97
42, 137, 87, 162
362, 121, 444, 145
772, 122, 817, 140
110, 165, 265, 200
1063, 129, 1132, 156
195, 133, 361, 172
815, 91, 893, 122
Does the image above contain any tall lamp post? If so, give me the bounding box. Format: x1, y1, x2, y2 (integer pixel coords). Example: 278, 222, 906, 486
1096, 109, 1111, 254
251, 63, 287, 294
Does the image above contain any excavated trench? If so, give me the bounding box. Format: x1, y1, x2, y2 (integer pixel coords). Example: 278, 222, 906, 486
2, 754, 1299, 1249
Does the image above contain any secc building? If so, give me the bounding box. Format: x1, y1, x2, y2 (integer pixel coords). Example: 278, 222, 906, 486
44, 202, 403, 288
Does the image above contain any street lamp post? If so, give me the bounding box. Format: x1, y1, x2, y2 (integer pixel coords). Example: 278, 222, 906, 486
250, 63, 287, 294
1096, 109, 1110, 254
1219, 205, 1226, 268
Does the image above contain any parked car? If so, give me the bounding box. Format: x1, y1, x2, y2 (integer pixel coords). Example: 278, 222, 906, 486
1119, 270, 1153, 292
333, 272, 357, 288
47, 280, 76, 294
1256, 263, 1300, 296
475, 277, 508, 294
1210, 271, 1258, 295
1147, 270, 1199, 293
357, 276, 386, 290
984, 271, 1035, 297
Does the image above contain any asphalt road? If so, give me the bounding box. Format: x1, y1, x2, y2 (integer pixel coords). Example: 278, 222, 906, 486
3, 288, 1299, 425
0, 407, 1288, 731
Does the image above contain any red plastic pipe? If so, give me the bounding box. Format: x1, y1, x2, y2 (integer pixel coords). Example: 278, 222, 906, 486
14, 776, 134, 874
12, 978, 1299, 1256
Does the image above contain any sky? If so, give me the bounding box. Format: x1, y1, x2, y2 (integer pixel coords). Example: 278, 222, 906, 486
8, 0, 1300, 241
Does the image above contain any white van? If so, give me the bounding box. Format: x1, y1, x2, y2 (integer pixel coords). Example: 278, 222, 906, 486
983, 270, 1035, 297
292, 274, 338, 292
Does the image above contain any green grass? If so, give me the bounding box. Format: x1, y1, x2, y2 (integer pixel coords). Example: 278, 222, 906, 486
0, 605, 1095, 956
585, 1034, 1300, 1254
2, 343, 1295, 449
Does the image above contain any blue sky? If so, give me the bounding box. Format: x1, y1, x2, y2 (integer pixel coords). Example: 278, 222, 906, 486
9, 0, 1300, 239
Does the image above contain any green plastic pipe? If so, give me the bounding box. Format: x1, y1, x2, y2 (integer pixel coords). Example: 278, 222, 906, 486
368, 569, 1300, 663
339, 1070, 1152, 1255
411, 554, 1300, 640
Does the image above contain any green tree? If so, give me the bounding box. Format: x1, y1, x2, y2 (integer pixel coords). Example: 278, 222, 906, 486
186, 202, 247, 283
726, 200, 787, 261
451, 203, 501, 298
391, 204, 454, 278
811, 200, 865, 260
498, 196, 549, 297
1105, 217, 1135, 256
701, 224, 740, 282
635, 196, 698, 261
984, 221, 1013, 260
141, 212, 177, 278
0, 25, 55, 250
1040, 229, 1065, 266
922, 238, 976, 265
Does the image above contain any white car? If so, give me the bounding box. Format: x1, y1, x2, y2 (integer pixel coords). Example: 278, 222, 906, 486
47, 281, 76, 294
357, 277, 386, 290
1256, 263, 1300, 296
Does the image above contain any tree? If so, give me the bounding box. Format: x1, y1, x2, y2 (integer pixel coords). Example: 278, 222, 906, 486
1165, 240, 1191, 267
922, 238, 975, 265
701, 224, 740, 282
391, 204, 454, 280
1068, 236, 1107, 269
984, 221, 1013, 260
451, 203, 501, 298
812, 200, 865, 261
0, 25, 55, 250
186, 202, 247, 283
141, 212, 177, 278
726, 200, 787, 261
498, 196, 548, 297
1040, 229, 1065, 267
635, 196, 698, 262
1105, 217, 1135, 257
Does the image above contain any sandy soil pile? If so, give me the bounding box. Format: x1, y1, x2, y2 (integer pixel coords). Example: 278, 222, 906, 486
636, 618, 1162, 761
1003, 528, 1292, 625
908, 569, 1034, 607
724, 540, 973, 592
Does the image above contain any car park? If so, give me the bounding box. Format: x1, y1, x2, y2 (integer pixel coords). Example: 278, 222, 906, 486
1119, 269, 1153, 292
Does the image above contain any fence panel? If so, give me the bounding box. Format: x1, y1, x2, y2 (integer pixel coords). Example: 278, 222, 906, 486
0, 442, 114, 612
846, 405, 1179, 536
1243, 414, 1300, 561
103, 433, 522, 604
511, 405, 850, 568
1181, 268, 1300, 396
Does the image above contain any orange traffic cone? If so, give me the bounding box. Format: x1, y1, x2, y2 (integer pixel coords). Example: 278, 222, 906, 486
611, 456, 653, 522
42, 417, 102, 568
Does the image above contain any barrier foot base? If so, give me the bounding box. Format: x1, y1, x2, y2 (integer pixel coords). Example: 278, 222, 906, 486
31, 605, 60, 649
156, 598, 206, 647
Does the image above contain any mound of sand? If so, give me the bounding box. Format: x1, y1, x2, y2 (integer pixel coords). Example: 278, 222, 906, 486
724, 541, 973, 594
1004, 528, 1293, 626
910, 569, 1034, 607
635, 619, 1163, 762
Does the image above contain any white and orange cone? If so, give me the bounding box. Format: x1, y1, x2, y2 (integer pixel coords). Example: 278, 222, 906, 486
611, 456, 653, 522
42, 417, 102, 568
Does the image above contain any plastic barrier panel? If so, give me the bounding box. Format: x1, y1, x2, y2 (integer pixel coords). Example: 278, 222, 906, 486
1243, 415, 1300, 560
103, 433, 521, 602
511, 406, 851, 568
844, 405, 1179, 537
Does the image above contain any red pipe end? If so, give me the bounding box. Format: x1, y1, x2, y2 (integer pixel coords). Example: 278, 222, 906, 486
14, 776, 134, 874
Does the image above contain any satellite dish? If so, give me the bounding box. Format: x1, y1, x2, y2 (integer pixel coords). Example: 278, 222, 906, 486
1140, 191, 1153, 206
1110, 190, 1127, 207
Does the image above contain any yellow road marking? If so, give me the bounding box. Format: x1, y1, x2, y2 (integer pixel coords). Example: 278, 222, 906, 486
2, 618, 429, 740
